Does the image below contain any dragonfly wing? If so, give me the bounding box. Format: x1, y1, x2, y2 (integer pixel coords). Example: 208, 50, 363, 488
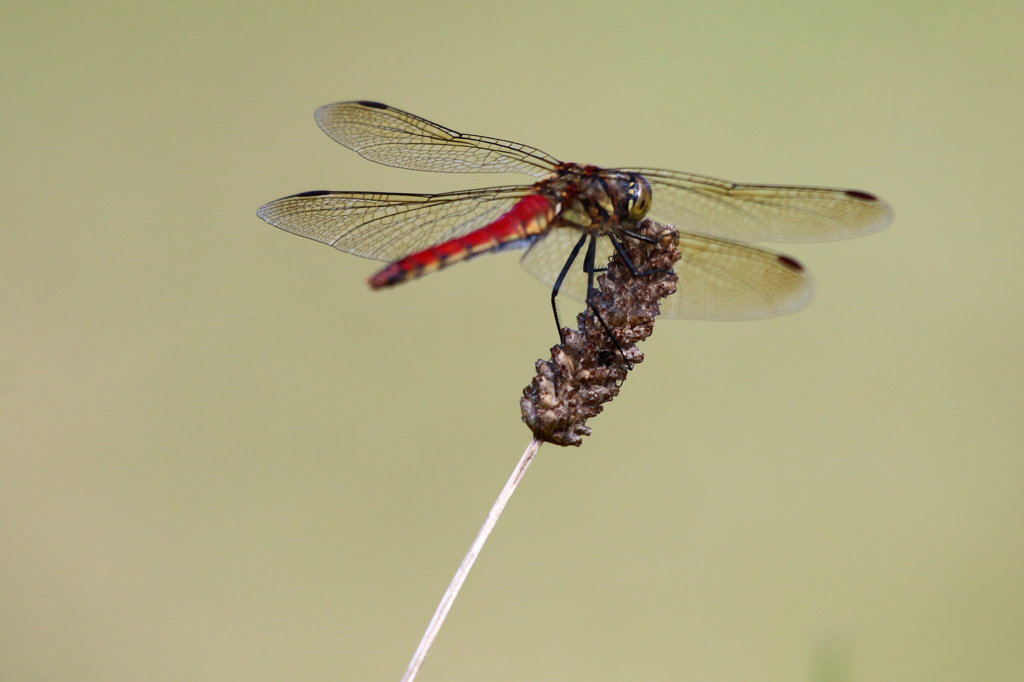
520, 230, 814, 320
621, 168, 893, 243
314, 101, 560, 178
257, 186, 531, 263
664, 234, 814, 319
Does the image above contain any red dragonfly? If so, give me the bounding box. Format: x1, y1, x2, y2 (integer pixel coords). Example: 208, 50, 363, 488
257, 101, 892, 334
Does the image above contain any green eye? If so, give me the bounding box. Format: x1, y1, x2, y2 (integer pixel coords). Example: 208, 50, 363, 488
627, 176, 652, 221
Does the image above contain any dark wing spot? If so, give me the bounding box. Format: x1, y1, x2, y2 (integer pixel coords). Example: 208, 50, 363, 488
777, 255, 804, 272
291, 190, 333, 197
845, 190, 878, 201
357, 100, 388, 109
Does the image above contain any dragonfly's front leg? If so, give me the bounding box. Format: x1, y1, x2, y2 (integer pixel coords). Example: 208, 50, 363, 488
610, 233, 672, 279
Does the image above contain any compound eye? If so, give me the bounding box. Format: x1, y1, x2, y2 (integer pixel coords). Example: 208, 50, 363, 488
626, 175, 653, 221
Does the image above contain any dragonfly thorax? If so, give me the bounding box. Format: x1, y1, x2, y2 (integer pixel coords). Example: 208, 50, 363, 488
542, 165, 653, 235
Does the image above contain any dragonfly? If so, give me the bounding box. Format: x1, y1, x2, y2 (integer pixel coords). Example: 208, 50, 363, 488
257, 101, 892, 337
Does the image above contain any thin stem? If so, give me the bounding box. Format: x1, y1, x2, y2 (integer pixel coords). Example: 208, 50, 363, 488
399, 437, 543, 682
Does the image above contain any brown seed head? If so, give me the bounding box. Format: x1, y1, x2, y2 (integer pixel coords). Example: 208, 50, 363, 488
520, 219, 681, 446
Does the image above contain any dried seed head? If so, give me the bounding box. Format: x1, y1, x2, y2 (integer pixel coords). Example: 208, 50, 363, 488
520, 219, 681, 446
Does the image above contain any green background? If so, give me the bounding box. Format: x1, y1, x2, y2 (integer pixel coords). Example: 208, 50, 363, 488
3, 1, 1022, 680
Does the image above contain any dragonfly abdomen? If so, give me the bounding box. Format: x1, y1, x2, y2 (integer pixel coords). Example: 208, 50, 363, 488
368, 194, 555, 288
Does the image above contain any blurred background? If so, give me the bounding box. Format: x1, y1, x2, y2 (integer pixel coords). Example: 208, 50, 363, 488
2, 1, 1022, 680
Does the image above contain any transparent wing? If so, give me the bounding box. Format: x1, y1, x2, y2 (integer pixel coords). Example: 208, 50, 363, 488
257, 186, 532, 262
314, 101, 561, 178
620, 168, 893, 243
520, 229, 814, 320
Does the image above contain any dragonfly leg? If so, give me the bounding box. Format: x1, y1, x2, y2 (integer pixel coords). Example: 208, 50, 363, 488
583, 234, 599, 301
584, 235, 632, 368
617, 227, 660, 244
610, 234, 671, 278
551, 233, 588, 343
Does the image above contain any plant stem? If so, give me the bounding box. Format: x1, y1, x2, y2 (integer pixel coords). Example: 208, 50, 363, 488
399, 437, 543, 682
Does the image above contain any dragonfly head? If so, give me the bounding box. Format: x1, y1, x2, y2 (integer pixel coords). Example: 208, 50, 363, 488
624, 173, 652, 223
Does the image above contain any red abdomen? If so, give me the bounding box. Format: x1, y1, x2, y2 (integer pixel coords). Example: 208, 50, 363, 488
368, 194, 556, 288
